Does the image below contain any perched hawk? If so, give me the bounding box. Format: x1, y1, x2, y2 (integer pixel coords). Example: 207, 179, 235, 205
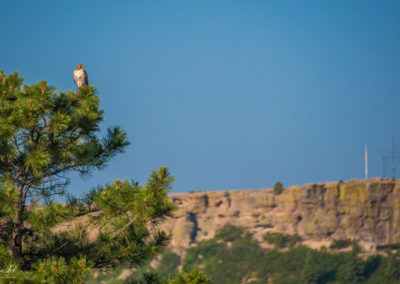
73, 63, 89, 88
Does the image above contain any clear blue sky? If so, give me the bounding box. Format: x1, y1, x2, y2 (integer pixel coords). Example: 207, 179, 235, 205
1, 1, 400, 195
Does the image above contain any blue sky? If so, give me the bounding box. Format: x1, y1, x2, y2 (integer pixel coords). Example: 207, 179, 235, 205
1, 1, 400, 195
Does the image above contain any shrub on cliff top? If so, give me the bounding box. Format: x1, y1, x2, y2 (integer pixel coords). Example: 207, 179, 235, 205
274, 181, 284, 195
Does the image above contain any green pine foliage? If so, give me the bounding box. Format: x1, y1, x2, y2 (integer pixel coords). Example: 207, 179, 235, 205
125, 268, 210, 284
88, 168, 176, 268
0, 71, 187, 283
166, 269, 209, 284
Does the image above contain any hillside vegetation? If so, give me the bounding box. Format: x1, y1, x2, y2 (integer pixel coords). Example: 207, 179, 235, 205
93, 225, 400, 283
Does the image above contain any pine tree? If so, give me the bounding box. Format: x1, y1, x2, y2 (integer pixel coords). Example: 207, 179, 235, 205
0, 71, 176, 282
273, 181, 284, 195
167, 269, 209, 284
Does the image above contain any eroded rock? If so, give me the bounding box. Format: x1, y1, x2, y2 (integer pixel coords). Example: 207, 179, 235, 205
160, 179, 400, 252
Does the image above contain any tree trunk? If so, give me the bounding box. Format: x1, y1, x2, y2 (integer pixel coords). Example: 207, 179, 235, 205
10, 226, 22, 258
10, 184, 27, 260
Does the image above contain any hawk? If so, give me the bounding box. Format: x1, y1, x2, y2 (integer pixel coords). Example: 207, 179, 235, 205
73, 63, 89, 88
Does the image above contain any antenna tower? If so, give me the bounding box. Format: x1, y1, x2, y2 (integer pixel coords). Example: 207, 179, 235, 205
379, 137, 400, 179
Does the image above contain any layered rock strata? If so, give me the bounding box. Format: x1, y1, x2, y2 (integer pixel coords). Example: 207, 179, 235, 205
161, 178, 400, 252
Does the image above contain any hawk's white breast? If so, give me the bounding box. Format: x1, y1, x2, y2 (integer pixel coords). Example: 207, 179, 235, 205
74, 69, 86, 88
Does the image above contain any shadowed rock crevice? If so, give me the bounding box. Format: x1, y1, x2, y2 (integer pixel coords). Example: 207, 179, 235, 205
188, 212, 199, 244
173, 197, 182, 205
201, 194, 209, 208
224, 191, 231, 208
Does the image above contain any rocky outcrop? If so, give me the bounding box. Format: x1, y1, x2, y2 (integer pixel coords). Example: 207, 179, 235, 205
161, 178, 400, 252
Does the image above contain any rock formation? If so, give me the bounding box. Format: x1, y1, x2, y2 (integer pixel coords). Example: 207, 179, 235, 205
161, 178, 400, 253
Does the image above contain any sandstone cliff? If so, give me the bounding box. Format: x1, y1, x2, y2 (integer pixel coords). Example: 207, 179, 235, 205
161, 178, 400, 253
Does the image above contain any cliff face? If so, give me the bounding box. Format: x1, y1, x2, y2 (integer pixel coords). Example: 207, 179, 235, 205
161, 178, 400, 252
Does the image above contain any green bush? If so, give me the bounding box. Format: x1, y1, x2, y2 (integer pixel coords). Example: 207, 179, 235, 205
215, 224, 244, 242
167, 269, 209, 284
274, 181, 284, 195
263, 232, 302, 248
157, 251, 181, 277
329, 239, 353, 249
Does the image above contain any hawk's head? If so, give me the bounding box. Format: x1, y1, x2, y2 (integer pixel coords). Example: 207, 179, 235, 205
76, 63, 85, 70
